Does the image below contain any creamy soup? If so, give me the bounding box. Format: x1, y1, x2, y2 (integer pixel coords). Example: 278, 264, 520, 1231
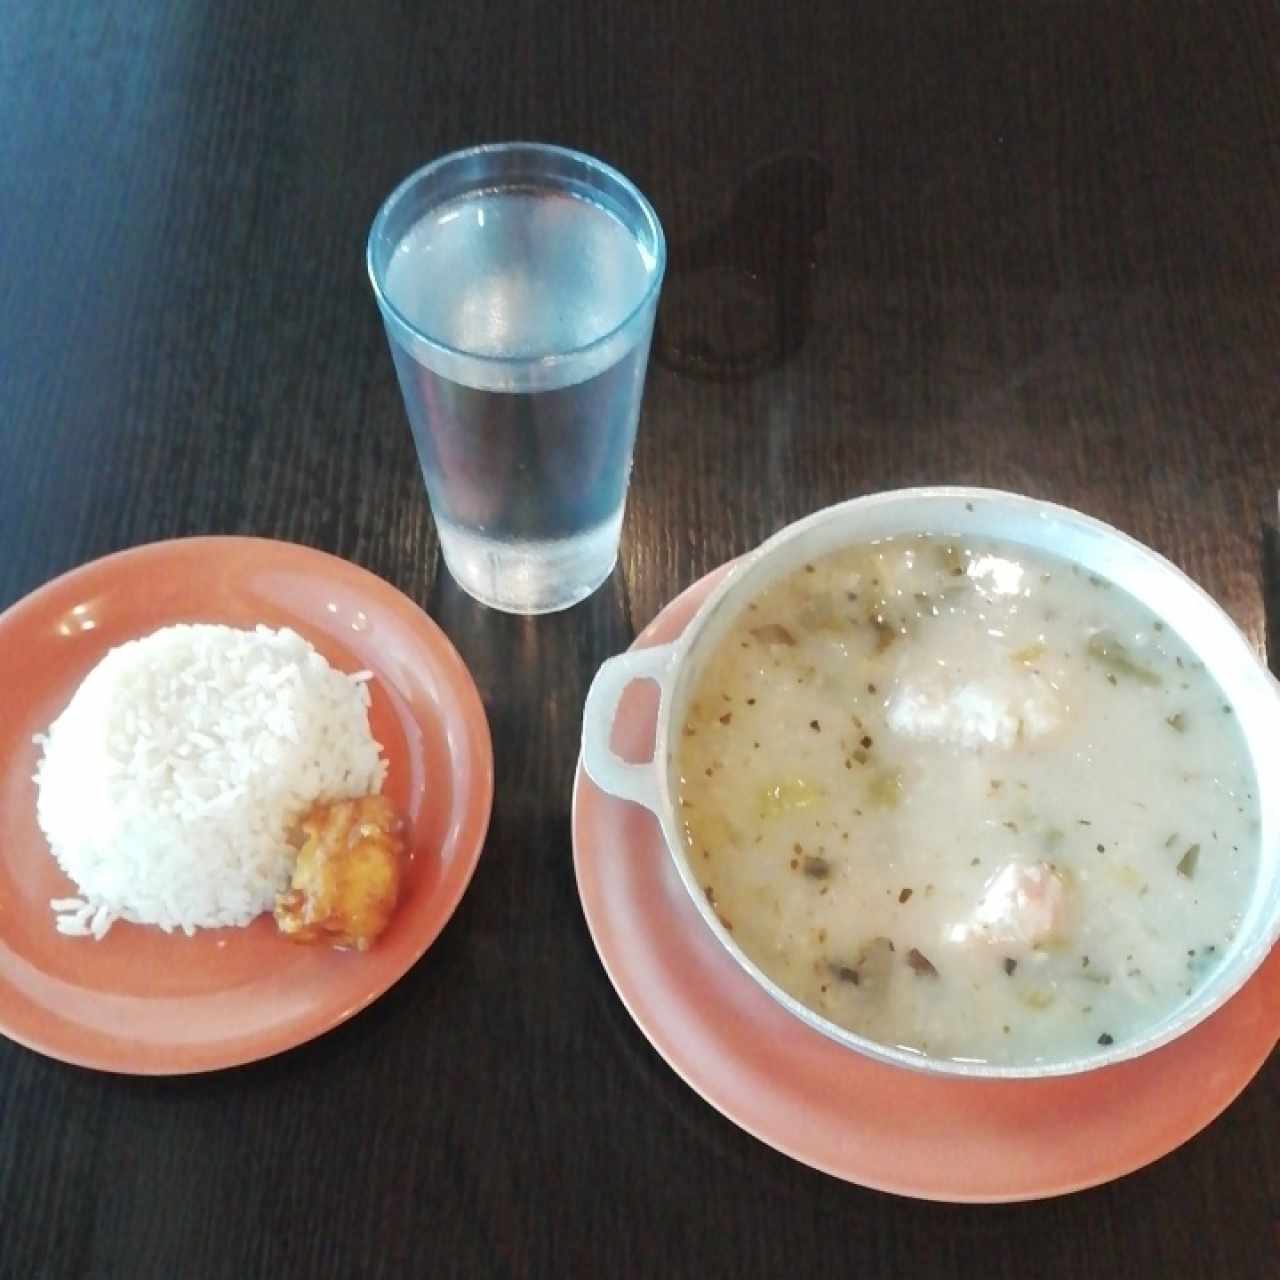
675, 536, 1259, 1065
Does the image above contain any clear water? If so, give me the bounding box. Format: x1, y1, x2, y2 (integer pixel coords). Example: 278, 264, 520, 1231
382, 186, 658, 613
433, 509, 626, 615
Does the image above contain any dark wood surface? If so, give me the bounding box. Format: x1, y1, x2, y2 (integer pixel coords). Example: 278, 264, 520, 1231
3, 1, 1278, 1275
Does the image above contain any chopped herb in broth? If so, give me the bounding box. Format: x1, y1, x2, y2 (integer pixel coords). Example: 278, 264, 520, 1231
759, 778, 822, 818
750, 623, 796, 646
1011, 642, 1046, 665
1086, 632, 1162, 687
868, 767, 903, 808
676, 536, 1259, 1065
873, 618, 898, 652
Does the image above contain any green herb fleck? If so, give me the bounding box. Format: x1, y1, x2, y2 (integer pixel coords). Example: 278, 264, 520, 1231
1176, 844, 1200, 878
1086, 632, 1163, 687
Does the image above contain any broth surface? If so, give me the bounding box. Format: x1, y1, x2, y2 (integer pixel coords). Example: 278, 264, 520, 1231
675, 536, 1259, 1065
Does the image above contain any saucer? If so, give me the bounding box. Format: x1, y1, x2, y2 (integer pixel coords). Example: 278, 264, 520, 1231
572, 564, 1279, 1201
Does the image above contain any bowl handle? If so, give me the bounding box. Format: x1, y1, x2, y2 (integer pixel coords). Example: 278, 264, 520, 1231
580, 643, 674, 812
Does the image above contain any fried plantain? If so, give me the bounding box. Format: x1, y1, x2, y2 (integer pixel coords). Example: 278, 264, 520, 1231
274, 794, 405, 950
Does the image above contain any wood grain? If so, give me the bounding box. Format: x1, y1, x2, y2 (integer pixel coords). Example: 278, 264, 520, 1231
1, 0, 1276, 1276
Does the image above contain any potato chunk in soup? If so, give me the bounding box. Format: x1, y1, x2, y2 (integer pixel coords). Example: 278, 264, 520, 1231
675, 537, 1258, 1065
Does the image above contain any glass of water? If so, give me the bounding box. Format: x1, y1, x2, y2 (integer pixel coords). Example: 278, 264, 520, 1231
367, 143, 666, 614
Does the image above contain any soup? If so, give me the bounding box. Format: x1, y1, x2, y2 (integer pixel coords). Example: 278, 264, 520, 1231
674, 536, 1259, 1065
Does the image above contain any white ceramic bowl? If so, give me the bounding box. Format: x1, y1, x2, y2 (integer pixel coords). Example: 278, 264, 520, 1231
580, 487, 1280, 1078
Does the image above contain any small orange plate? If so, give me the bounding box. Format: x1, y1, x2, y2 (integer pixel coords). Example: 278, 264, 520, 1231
0, 537, 493, 1074
572, 564, 1279, 1201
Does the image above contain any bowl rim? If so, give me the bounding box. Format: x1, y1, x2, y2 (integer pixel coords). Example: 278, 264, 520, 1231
638, 485, 1280, 1079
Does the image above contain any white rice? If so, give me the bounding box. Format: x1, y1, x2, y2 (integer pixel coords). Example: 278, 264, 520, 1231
33, 624, 387, 939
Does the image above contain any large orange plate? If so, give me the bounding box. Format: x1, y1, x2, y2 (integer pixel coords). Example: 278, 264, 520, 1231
0, 537, 493, 1074
572, 564, 1279, 1201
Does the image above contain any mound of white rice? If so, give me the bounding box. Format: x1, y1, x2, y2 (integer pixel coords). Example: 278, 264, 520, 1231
34, 624, 387, 939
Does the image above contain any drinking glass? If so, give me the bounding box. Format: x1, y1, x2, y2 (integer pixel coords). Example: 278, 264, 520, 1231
368, 143, 666, 614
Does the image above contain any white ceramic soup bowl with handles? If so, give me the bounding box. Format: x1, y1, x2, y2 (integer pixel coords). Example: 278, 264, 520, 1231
580, 486, 1280, 1079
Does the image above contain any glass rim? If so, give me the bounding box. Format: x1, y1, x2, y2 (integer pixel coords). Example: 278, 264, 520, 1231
366, 141, 667, 368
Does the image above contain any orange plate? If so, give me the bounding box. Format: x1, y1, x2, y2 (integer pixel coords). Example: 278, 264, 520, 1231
0, 537, 493, 1074
572, 564, 1280, 1201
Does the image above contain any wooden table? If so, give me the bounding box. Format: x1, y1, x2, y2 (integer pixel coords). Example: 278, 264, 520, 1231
2, 1, 1276, 1275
